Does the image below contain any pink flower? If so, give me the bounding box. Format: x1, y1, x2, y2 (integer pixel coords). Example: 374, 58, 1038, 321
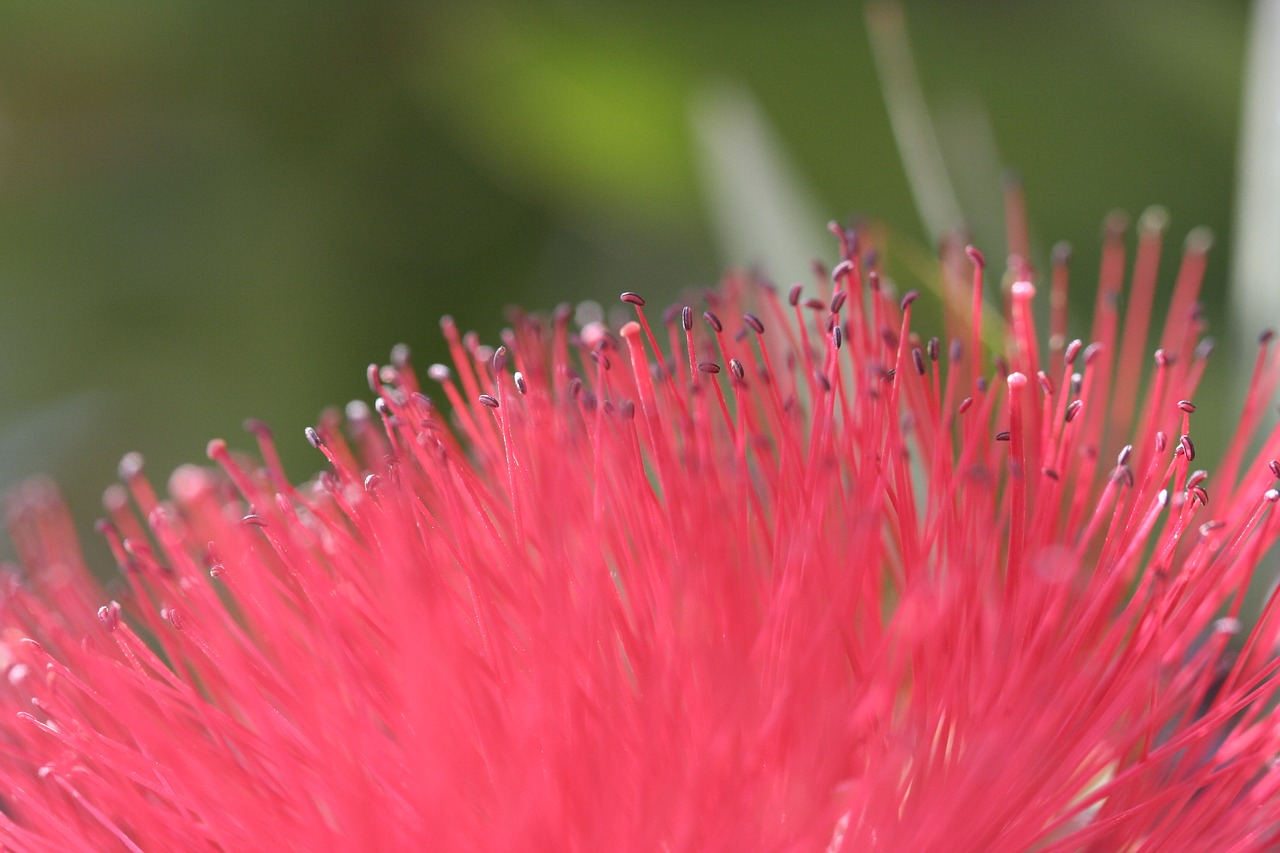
1, 214, 1279, 851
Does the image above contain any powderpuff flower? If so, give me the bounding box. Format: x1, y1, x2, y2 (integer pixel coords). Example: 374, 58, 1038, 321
1, 213, 1279, 851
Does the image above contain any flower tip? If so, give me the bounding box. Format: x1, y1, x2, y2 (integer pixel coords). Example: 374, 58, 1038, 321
242, 418, 271, 439
1138, 205, 1170, 233
1185, 225, 1214, 253
619, 291, 646, 307
1103, 209, 1130, 238
1007, 371, 1028, 390
1011, 281, 1035, 300
964, 245, 985, 269
169, 465, 211, 503
117, 452, 144, 482
205, 438, 228, 461
390, 342, 411, 368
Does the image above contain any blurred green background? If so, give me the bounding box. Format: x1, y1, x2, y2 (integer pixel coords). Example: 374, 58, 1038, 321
0, 0, 1252, 552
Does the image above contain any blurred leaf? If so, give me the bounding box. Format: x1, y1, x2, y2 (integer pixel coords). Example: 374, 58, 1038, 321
690, 82, 828, 282
422, 7, 697, 224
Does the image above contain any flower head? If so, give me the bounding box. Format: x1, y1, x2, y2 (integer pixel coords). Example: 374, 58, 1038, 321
1, 214, 1279, 851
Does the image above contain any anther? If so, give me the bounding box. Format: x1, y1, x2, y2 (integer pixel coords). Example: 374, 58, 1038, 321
305, 427, 323, 449
427, 364, 451, 383
1037, 371, 1054, 395
995, 431, 1011, 442
1214, 617, 1242, 635
833, 326, 843, 350
958, 397, 973, 415
1064, 339, 1083, 365
1266, 489, 1280, 504
681, 306, 693, 332
1179, 435, 1195, 462
927, 337, 939, 362
965, 245, 985, 269
97, 602, 121, 632
900, 291, 919, 311
697, 361, 721, 374
514, 372, 528, 395
1155, 432, 1167, 453
1177, 400, 1196, 414
788, 284, 802, 307
1065, 400, 1084, 422
620, 292, 646, 306
912, 348, 925, 375
1270, 460, 1280, 480
492, 346, 508, 374
830, 291, 847, 314
831, 259, 854, 283
743, 313, 765, 334
1118, 445, 1133, 466
703, 311, 723, 333
478, 394, 499, 409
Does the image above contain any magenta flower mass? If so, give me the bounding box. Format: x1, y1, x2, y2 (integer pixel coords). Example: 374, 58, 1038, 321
1, 213, 1279, 851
